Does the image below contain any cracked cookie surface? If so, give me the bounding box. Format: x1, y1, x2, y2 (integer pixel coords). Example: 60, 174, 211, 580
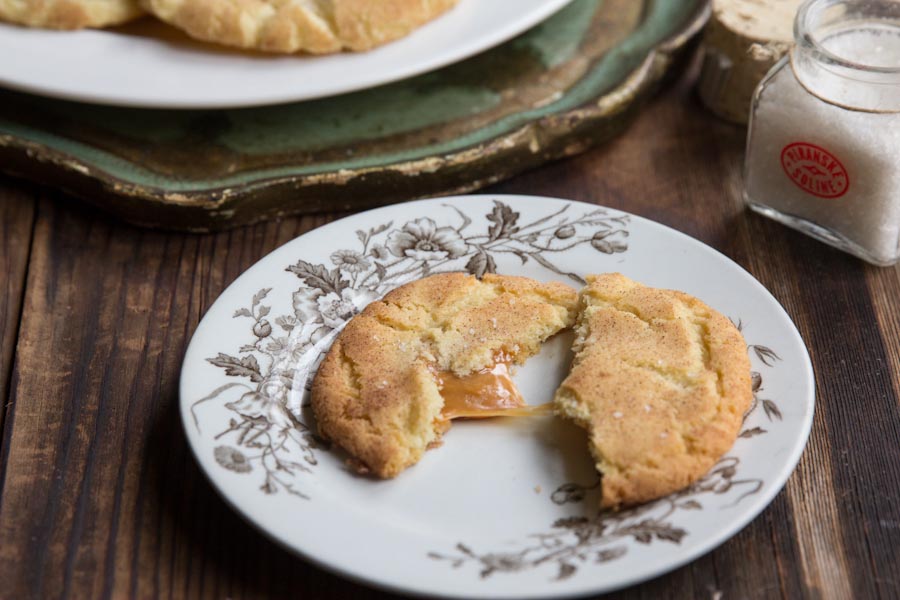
554, 273, 752, 508
140, 0, 458, 54
311, 272, 577, 478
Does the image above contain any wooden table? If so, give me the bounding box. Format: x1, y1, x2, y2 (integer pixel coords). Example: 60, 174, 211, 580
2, 61, 899, 600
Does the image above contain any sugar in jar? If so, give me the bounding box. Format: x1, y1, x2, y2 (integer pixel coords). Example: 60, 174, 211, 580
744, 0, 900, 266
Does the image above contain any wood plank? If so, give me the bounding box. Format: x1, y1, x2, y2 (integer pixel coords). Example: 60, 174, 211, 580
0, 181, 36, 430
863, 264, 900, 598
867, 264, 900, 412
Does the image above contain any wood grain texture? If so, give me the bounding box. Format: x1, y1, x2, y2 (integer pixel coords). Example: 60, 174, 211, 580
0, 58, 898, 600
0, 183, 35, 438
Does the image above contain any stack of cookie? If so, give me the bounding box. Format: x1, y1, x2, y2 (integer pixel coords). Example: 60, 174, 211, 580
312, 272, 753, 509
0, 0, 458, 54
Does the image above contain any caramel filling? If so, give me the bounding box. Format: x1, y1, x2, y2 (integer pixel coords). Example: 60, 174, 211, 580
435, 362, 551, 421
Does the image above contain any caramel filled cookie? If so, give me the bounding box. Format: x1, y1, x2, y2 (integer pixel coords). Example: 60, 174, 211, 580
311, 273, 578, 478
554, 273, 752, 508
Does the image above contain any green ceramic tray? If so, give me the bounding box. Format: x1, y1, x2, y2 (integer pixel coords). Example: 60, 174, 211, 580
0, 0, 708, 231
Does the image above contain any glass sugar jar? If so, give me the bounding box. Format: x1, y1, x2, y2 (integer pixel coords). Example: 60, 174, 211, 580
744, 0, 900, 266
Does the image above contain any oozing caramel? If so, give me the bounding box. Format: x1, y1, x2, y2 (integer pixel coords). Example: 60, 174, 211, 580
435, 360, 551, 421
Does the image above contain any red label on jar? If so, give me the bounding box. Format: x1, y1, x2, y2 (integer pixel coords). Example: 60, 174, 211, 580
781, 142, 850, 199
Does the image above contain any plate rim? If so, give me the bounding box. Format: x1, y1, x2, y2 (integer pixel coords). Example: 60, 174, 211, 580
0, 0, 573, 109
178, 194, 816, 598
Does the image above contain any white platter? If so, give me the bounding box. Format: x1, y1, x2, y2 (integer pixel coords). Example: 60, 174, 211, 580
0, 0, 572, 108
180, 195, 815, 598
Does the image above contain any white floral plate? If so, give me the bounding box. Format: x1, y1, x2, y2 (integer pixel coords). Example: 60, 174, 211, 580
0, 0, 570, 108
180, 195, 814, 598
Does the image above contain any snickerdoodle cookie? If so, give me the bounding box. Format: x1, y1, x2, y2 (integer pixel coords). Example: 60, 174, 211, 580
311, 272, 578, 478
140, 0, 458, 54
554, 273, 752, 508
0, 0, 143, 29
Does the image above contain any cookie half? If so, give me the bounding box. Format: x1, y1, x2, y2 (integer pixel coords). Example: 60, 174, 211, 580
554, 273, 752, 508
0, 0, 144, 29
311, 273, 578, 478
140, 0, 458, 54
